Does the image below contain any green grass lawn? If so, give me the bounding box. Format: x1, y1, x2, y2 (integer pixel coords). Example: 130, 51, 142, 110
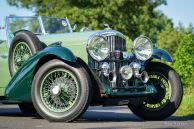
0, 41, 8, 52
175, 89, 194, 117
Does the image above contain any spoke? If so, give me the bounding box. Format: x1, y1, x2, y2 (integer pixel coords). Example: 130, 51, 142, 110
40, 69, 79, 112
13, 42, 32, 72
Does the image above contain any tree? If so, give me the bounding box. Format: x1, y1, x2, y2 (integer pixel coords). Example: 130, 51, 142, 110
157, 23, 194, 55
157, 24, 180, 54
6, 0, 172, 42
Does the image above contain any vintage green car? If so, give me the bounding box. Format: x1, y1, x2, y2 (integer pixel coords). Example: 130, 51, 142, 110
0, 16, 183, 122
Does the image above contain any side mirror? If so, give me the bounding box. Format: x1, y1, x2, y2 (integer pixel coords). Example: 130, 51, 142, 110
72, 24, 77, 31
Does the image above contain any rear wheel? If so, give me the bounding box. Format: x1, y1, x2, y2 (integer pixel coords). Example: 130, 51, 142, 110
8, 31, 44, 75
129, 62, 183, 120
32, 59, 92, 122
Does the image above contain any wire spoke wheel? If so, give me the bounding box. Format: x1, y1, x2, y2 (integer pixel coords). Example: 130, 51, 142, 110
40, 69, 79, 112
32, 59, 92, 122
13, 42, 32, 72
143, 72, 171, 111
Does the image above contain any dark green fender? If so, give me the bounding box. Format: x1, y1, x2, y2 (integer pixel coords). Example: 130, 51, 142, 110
5, 45, 77, 102
152, 48, 173, 62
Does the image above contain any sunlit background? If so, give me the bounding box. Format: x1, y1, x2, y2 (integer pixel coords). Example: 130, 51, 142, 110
0, 0, 194, 40
0, 0, 193, 118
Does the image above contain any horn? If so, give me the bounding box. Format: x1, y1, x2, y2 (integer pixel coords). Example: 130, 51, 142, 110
108, 71, 117, 82
140, 71, 149, 83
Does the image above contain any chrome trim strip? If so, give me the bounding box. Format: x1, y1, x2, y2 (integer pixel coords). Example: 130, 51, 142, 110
66, 17, 73, 33
38, 16, 47, 35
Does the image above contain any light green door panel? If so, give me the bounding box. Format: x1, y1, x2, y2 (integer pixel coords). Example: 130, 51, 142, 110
0, 42, 10, 96
38, 31, 98, 62
0, 88, 5, 96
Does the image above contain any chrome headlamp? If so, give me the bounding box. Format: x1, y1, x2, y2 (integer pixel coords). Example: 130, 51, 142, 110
120, 65, 133, 80
87, 36, 110, 61
132, 36, 153, 61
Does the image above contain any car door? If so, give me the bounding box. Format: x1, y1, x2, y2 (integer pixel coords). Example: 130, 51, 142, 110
0, 41, 10, 96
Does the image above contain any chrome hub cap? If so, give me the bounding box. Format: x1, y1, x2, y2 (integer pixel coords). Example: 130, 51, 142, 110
51, 85, 61, 96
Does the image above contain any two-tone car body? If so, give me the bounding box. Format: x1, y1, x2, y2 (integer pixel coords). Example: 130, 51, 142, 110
0, 16, 183, 122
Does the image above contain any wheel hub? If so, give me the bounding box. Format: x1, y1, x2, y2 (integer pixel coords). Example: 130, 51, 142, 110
51, 85, 61, 96
16, 57, 22, 65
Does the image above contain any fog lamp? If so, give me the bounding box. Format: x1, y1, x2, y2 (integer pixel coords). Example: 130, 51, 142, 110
119, 65, 133, 80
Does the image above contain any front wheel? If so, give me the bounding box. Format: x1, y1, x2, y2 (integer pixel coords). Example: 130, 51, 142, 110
32, 59, 92, 122
129, 62, 183, 120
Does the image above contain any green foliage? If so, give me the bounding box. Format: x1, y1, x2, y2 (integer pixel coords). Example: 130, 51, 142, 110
157, 24, 181, 54
126, 36, 132, 51
6, 0, 172, 42
173, 34, 194, 88
157, 23, 194, 54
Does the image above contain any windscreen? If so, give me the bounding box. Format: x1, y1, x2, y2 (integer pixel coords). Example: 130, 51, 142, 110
42, 17, 71, 34
8, 17, 42, 34
8, 17, 71, 35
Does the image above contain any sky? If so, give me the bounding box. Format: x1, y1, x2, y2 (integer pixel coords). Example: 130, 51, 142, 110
0, 0, 34, 40
157, 0, 194, 26
0, 0, 194, 40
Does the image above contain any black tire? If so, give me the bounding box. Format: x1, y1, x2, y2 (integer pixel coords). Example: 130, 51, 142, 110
129, 62, 183, 120
18, 103, 36, 114
32, 59, 92, 122
8, 31, 44, 76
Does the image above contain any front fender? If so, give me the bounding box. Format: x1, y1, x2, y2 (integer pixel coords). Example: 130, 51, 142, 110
39, 45, 77, 62
152, 48, 173, 62
5, 45, 76, 102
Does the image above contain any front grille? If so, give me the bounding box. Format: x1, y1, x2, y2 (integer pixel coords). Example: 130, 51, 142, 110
106, 35, 127, 52
89, 30, 128, 88
104, 35, 127, 87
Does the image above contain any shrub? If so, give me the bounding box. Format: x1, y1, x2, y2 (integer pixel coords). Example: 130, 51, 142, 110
173, 34, 194, 89
157, 24, 181, 55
